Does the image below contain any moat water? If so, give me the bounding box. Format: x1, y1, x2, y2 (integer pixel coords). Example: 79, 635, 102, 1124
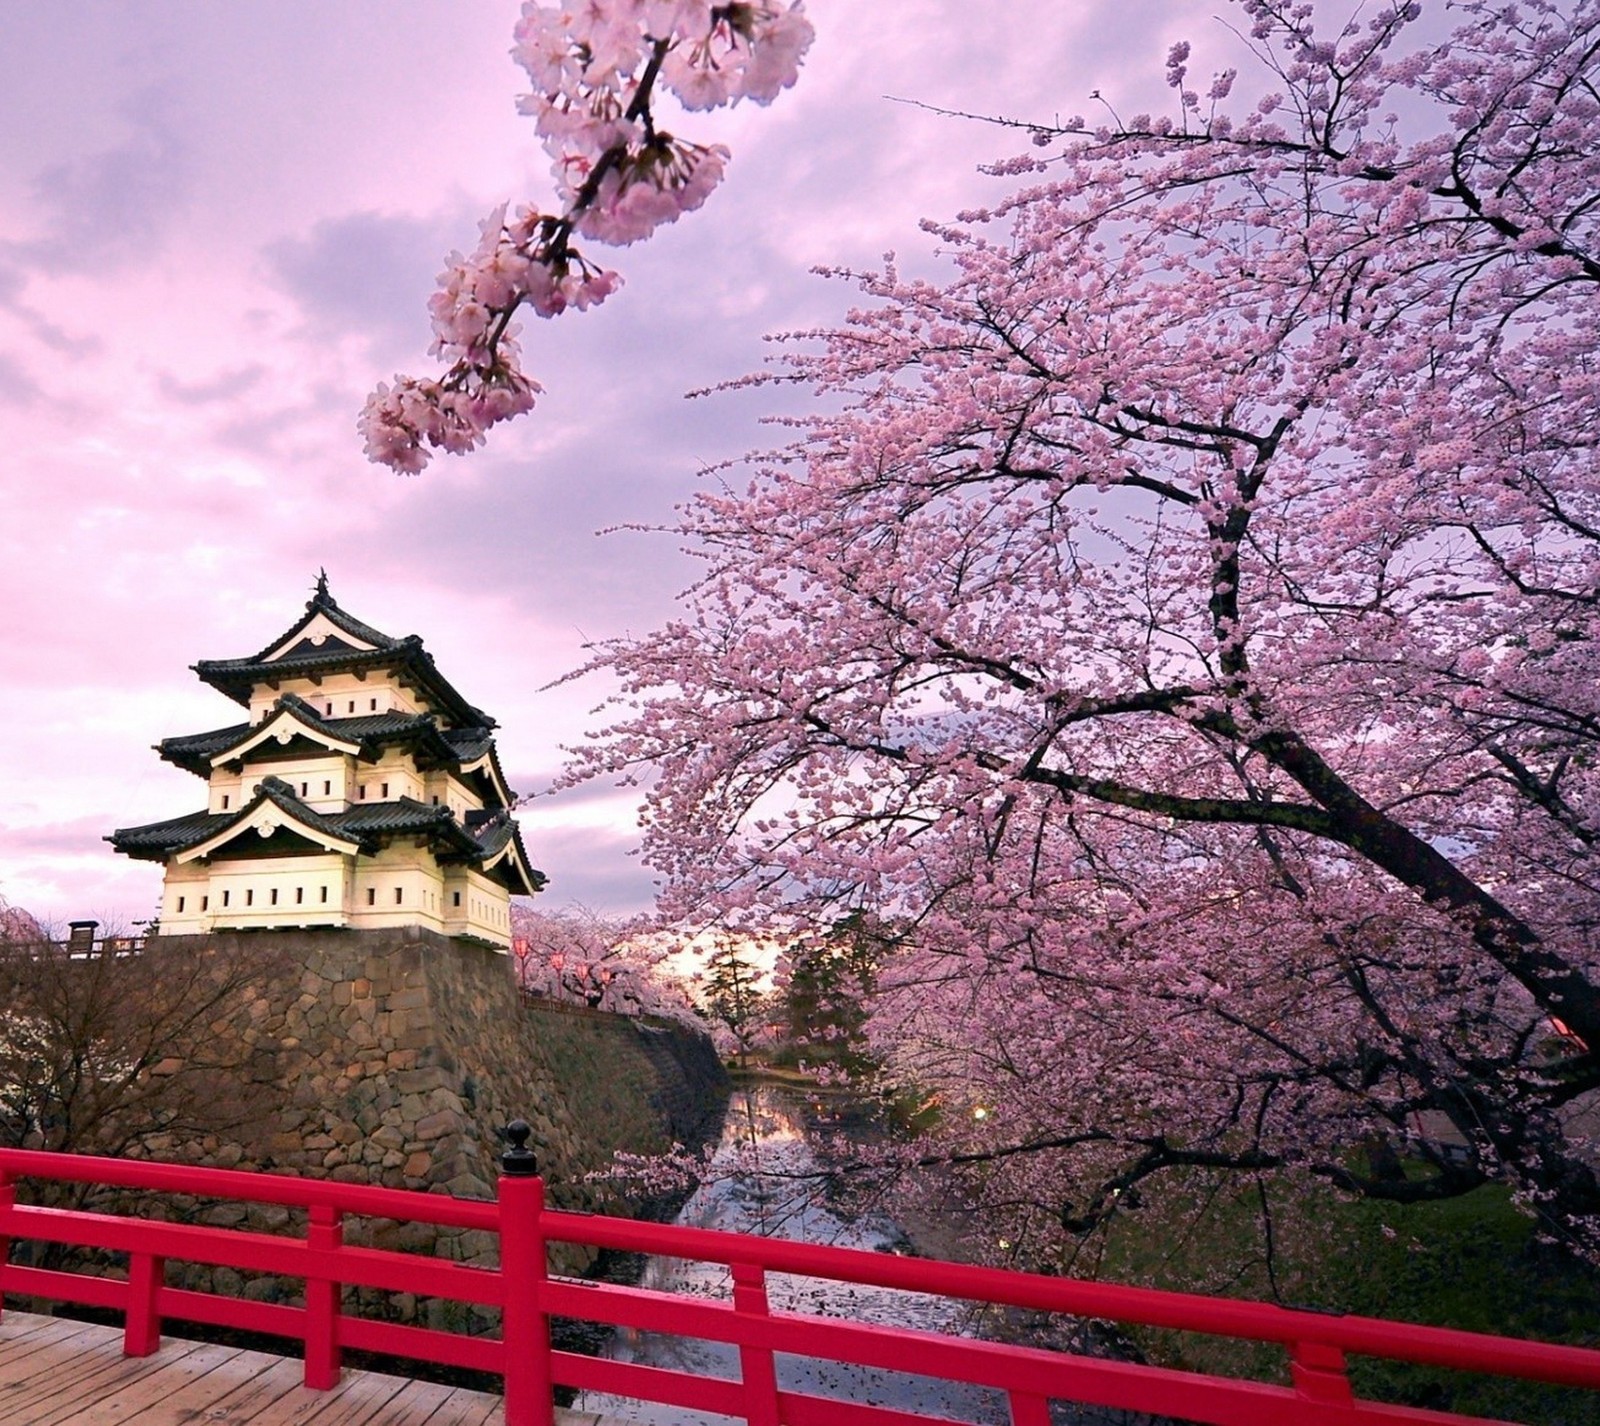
573, 1081, 1009, 1425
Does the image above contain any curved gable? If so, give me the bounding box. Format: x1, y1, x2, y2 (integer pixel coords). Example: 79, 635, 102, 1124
210, 698, 362, 769
176, 780, 362, 864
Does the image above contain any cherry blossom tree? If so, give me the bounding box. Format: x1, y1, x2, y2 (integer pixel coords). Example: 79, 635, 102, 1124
361, 0, 812, 473
511, 903, 701, 1024
568, 0, 1600, 1262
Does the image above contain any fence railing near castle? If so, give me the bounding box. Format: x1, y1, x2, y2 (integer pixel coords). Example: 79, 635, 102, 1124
2, 1137, 1598, 1426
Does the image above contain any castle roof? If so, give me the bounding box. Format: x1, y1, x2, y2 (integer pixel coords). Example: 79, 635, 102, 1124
107, 777, 544, 894
157, 693, 516, 808
191, 579, 494, 730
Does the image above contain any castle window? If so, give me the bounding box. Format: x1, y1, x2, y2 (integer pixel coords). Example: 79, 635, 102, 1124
295, 887, 304, 904
201, 896, 209, 912
358, 785, 366, 800
370, 698, 378, 710
300, 782, 308, 796
222, 891, 230, 907
320, 886, 329, 903
366, 888, 376, 906
325, 702, 333, 715
348, 700, 355, 713
246, 889, 254, 906
431, 795, 439, 805
394, 887, 403, 905
177, 896, 186, 913
452, 891, 461, 907
323, 780, 331, 795
221, 795, 230, 810
381, 782, 390, 798
270, 888, 279, 906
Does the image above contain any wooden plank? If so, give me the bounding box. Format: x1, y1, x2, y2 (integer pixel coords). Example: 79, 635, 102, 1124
0, 1313, 639, 1426
0, 1326, 227, 1424
30, 1341, 255, 1426
419, 1389, 507, 1426
249, 1365, 411, 1425
0, 1311, 107, 1356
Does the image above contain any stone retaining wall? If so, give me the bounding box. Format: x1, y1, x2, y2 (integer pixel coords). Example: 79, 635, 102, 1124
97, 927, 726, 1322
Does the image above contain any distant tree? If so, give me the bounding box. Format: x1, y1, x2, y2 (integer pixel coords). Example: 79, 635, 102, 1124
510, 903, 699, 1024
571, 0, 1600, 1263
776, 914, 886, 1074
700, 937, 771, 1066
0, 916, 283, 1181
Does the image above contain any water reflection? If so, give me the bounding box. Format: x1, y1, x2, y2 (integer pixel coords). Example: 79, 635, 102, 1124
574, 1084, 1007, 1425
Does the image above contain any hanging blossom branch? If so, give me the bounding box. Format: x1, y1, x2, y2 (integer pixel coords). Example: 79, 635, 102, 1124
360, 1, 814, 474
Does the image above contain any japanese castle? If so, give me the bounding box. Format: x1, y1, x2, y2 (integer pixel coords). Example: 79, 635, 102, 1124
109, 577, 543, 946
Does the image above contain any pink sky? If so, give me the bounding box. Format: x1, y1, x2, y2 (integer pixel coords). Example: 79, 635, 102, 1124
0, 1, 1223, 929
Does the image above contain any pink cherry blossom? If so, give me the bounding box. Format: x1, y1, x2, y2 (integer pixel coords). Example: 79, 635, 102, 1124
361, 0, 811, 472
567, 0, 1600, 1264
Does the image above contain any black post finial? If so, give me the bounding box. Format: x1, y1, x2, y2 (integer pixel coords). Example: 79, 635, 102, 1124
313, 568, 330, 604
501, 1119, 538, 1177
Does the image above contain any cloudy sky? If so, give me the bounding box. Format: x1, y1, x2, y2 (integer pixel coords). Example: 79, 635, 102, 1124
0, 1, 1229, 929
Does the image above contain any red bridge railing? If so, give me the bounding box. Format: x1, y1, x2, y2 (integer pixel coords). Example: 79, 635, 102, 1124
1, 1134, 1597, 1426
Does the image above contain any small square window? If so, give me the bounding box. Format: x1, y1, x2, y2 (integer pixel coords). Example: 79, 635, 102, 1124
325, 703, 333, 715
358, 785, 366, 800
366, 888, 376, 906
381, 782, 389, 798
222, 890, 230, 907
270, 888, 278, 906
246, 889, 254, 906
300, 782, 308, 796
320, 886, 328, 903
201, 895, 209, 912
177, 896, 186, 913
348, 700, 355, 713
323, 780, 331, 795
394, 887, 403, 905
370, 698, 378, 711
295, 887, 304, 904
452, 891, 461, 908
221, 794, 230, 810
431, 795, 439, 805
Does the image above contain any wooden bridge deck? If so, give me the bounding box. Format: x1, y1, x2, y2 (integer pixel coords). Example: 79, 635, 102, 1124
0, 1311, 608, 1426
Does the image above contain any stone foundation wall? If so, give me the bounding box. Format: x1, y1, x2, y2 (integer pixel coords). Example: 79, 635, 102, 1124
101, 927, 726, 1317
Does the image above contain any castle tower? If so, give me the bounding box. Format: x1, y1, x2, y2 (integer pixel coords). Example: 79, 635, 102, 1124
108, 576, 543, 945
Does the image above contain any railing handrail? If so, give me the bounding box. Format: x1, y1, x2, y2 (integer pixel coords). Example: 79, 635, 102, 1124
537, 1204, 1600, 1387
2, 1144, 1598, 1425
0, 1145, 497, 1230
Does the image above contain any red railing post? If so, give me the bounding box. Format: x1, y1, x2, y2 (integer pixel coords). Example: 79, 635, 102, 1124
1291, 1339, 1356, 1411
1008, 1392, 1054, 1426
0, 1170, 13, 1322
732, 1261, 782, 1426
303, 1203, 344, 1389
124, 1250, 164, 1357
499, 1121, 554, 1426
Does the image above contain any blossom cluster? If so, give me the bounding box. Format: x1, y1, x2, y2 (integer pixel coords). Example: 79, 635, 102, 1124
361, 0, 813, 473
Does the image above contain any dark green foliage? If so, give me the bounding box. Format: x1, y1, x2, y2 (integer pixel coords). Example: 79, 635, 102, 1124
774, 913, 887, 1073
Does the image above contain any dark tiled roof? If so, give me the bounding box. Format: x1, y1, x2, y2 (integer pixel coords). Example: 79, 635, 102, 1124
106, 808, 225, 860
244, 585, 400, 663
192, 582, 495, 730
253, 776, 357, 843
443, 728, 495, 763
157, 722, 253, 774
160, 693, 503, 796
338, 797, 482, 855
109, 777, 496, 864
466, 811, 546, 894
